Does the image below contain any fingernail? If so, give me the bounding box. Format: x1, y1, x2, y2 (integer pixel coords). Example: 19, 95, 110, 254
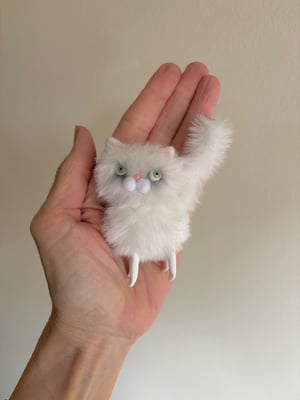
74, 125, 80, 144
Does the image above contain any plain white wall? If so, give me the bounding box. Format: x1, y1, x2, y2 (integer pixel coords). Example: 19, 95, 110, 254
1, 1, 299, 399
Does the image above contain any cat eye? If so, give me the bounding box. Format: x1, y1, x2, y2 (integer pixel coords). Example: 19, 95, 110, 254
115, 164, 127, 176
149, 170, 162, 182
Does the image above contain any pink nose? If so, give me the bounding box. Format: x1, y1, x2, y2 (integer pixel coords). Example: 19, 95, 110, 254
134, 173, 141, 181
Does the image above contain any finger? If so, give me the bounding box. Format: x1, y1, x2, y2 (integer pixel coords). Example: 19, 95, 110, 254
82, 176, 102, 210
47, 126, 96, 210
171, 74, 221, 152
147, 62, 208, 145
113, 63, 182, 143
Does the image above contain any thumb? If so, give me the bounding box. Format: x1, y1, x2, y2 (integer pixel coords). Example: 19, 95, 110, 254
47, 126, 96, 209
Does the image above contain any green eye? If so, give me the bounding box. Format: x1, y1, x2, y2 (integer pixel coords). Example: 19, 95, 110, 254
149, 170, 162, 182
115, 164, 127, 176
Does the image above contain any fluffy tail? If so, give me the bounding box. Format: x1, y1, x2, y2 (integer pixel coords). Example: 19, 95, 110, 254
183, 114, 233, 182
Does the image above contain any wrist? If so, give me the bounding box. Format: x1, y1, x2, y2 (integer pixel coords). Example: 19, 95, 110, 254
48, 309, 135, 350
10, 314, 133, 400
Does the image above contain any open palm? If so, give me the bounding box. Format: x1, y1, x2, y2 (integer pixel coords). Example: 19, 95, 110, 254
31, 62, 220, 345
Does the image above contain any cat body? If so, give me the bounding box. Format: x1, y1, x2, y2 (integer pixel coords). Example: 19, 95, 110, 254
94, 115, 232, 286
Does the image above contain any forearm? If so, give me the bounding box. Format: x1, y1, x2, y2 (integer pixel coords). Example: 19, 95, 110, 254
10, 315, 132, 400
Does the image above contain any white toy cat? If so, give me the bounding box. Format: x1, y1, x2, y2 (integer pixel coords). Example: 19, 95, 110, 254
94, 115, 232, 287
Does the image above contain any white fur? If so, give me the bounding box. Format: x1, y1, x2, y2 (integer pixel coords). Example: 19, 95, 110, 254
94, 115, 232, 286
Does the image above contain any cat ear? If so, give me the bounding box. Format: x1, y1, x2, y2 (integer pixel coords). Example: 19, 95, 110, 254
105, 137, 124, 150
163, 146, 176, 157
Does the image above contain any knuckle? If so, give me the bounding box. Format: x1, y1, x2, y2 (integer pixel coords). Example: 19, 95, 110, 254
30, 205, 47, 240
30, 212, 40, 239
55, 156, 69, 178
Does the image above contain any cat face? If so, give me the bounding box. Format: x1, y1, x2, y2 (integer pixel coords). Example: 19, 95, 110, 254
94, 137, 183, 204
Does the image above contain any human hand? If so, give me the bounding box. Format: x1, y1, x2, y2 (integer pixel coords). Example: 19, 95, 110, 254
30, 63, 220, 348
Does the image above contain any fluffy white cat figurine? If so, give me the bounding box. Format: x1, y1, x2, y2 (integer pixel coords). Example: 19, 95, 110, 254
94, 115, 232, 287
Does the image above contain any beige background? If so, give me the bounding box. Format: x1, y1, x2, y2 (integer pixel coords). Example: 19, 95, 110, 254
1, 1, 299, 399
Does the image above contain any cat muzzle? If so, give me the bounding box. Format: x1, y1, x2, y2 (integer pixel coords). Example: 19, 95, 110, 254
123, 176, 151, 193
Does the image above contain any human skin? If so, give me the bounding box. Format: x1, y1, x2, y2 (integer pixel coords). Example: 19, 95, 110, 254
10, 62, 220, 399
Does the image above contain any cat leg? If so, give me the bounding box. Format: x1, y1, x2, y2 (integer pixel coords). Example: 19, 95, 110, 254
163, 260, 169, 272
167, 252, 176, 281
128, 253, 140, 287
